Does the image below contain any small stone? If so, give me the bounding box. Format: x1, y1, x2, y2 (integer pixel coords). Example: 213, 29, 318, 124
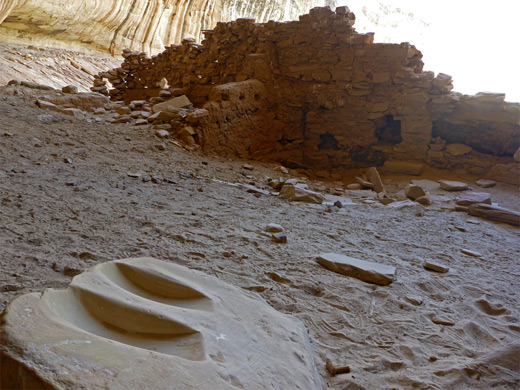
317, 253, 396, 286
265, 223, 284, 233
66, 180, 77, 186
154, 143, 166, 151
423, 260, 449, 273
355, 176, 374, 189
415, 196, 432, 206
134, 119, 148, 126
127, 172, 141, 178
117, 106, 131, 115
63, 158, 72, 164
37, 114, 55, 123
62, 108, 86, 120
475, 179, 496, 188
455, 192, 491, 206
513, 148, 520, 162
446, 143, 473, 156
151, 176, 162, 184
279, 184, 324, 204
242, 164, 254, 171
404, 295, 423, 306
346, 183, 362, 190
461, 249, 481, 257
274, 166, 289, 174
61, 85, 79, 94
431, 314, 455, 326
439, 180, 469, 191
155, 129, 170, 138
404, 184, 426, 200
272, 232, 287, 243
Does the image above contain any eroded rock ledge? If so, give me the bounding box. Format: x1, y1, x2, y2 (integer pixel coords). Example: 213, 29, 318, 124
92, 6, 519, 182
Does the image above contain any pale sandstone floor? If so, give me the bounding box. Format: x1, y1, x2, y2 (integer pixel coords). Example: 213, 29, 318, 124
0, 86, 519, 389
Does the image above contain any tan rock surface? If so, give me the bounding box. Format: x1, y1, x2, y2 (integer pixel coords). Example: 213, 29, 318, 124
0, 0, 335, 54
317, 252, 396, 286
0, 257, 322, 389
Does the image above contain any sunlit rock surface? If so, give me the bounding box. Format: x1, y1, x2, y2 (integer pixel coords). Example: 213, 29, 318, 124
0, 0, 337, 54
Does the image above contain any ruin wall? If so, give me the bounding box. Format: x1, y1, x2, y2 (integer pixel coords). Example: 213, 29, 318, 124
94, 6, 519, 178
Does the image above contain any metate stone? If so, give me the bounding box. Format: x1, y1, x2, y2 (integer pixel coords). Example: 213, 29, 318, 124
0, 258, 322, 390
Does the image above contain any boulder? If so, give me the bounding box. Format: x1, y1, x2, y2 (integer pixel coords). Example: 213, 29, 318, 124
0, 258, 322, 390
279, 184, 324, 204
317, 253, 396, 286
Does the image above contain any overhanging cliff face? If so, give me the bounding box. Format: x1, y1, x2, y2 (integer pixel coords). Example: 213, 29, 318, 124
0, 0, 336, 55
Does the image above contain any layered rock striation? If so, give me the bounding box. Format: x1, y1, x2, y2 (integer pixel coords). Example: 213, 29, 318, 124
0, 0, 336, 54
92, 6, 519, 178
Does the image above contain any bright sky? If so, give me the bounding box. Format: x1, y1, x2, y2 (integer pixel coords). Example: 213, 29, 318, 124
347, 0, 520, 102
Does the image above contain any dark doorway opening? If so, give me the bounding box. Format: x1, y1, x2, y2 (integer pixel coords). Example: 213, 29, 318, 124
374, 115, 402, 145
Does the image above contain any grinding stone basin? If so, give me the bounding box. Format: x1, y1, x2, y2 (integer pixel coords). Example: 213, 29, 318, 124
0, 258, 322, 389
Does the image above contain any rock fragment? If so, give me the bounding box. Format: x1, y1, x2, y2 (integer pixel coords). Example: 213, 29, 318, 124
475, 179, 496, 188
467, 203, 520, 226
423, 260, 449, 273
271, 232, 287, 243
279, 184, 324, 204
455, 192, 491, 206
265, 223, 284, 233
439, 180, 469, 191
317, 253, 396, 286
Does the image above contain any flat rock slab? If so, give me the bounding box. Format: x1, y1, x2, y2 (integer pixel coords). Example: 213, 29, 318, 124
467, 203, 520, 226
318, 253, 396, 286
0, 258, 322, 390
439, 180, 469, 191
455, 192, 492, 206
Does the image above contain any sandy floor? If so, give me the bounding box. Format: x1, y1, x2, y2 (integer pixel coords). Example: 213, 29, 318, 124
0, 85, 519, 389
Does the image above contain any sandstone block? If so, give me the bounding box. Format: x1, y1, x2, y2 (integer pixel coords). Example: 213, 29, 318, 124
318, 253, 396, 286
62, 85, 79, 94
366, 167, 385, 193
279, 184, 324, 204
265, 223, 284, 233
153, 95, 193, 113
475, 179, 496, 188
423, 260, 449, 273
455, 192, 491, 206
0, 258, 322, 390
404, 184, 426, 200
439, 180, 469, 191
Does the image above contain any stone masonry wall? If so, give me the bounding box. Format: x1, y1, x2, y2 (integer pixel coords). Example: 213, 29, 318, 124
93, 6, 520, 177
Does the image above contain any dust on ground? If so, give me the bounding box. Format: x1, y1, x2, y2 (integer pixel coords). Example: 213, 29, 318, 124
0, 85, 519, 389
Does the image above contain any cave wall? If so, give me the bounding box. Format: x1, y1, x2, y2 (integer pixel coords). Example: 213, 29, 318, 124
0, 0, 336, 54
